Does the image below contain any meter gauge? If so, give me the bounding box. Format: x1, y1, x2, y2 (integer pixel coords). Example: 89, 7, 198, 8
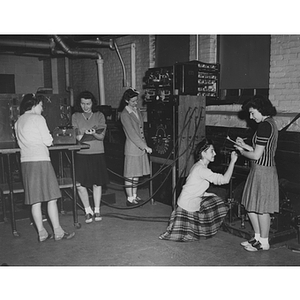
151, 124, 171, 155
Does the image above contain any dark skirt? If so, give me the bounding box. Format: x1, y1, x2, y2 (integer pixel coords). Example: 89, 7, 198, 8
159, 195, 228, 242
75, 153, 109, 188
242, 163, 279, 214
21, 161, 61, 205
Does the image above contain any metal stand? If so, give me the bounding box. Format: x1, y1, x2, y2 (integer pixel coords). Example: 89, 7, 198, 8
7, 153, 20, 237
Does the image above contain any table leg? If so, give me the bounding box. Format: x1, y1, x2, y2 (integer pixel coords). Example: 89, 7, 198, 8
7, 154, 20, 237
70, 151, 81, 229
1, 156, 8, 222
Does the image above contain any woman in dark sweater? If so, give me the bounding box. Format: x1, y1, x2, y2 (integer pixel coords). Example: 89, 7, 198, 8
72, 91, 109, 224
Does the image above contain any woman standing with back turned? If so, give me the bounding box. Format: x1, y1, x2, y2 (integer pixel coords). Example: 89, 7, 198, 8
15, 93, 75, 242
235, 95, 279, 251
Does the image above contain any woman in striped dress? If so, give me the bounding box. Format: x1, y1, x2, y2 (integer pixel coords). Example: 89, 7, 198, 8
159, 138, 238, 242
235, 95, 278, 251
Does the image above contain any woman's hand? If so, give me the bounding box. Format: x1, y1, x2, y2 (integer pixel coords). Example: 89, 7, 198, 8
85, 128, 96, 135
235, 137, 253, 152
76, 134, 83, 141
230, 151, 238, 163
234, 145, 244, 153
235, 137, 246, 148
145, 146, 152, 154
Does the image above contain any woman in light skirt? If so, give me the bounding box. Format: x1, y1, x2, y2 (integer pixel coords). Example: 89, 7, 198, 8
235, 95, 279, 251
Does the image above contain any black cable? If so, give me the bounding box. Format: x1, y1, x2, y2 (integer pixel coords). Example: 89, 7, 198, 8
106, 107, 198, 189
96, 108, 199, 210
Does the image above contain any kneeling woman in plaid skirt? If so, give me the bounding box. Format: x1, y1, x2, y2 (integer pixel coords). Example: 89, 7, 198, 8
159, 139, 238, 242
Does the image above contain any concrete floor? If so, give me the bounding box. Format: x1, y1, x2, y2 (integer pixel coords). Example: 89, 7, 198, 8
1, 184, 300, 266
1, 184, 299, 299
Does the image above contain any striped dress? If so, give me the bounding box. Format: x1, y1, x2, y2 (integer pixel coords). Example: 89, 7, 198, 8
242, 117, 279, 213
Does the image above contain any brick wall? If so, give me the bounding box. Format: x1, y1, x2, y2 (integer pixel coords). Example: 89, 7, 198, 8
189, 35, 217, 63
70, 35, 150, 109
269, 35, 300, 131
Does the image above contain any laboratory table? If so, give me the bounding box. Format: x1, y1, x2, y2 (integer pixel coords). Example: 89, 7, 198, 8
0, 142, 89, 236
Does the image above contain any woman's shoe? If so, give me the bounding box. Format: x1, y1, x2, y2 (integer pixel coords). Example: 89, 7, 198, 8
126, 199, 138, 206
244, 241, 270, 251
85, 213, 93, 224
94, 213, 102, 221
240, 237, 257, 247
38, 233, 53, 242
54, 231, 75, 241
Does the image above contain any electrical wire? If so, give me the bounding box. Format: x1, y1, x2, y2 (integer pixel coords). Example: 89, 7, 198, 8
60, 105, 204, 214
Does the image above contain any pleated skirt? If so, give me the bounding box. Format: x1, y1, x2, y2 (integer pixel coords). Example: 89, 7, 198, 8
21, 161, 61, 205
159, 195, 228, 242
124, 153, 150, 178
75, 153, 109, 188
242, 163, 279, 214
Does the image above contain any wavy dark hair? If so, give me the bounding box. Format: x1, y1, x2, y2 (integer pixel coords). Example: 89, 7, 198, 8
118, 88, 139, 112
242, 95, 277, 117
19, 93, 42, 115
73, 91, 98, 113
194, 138, 214, 162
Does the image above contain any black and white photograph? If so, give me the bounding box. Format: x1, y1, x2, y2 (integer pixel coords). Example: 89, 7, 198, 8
0, 2, 299, 299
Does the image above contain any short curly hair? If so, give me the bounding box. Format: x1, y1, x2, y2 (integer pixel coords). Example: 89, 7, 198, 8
242, 95, 277, 117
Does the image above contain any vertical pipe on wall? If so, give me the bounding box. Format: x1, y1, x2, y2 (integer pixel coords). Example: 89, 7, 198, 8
130, 43, 136, 89
114, 41, 128, 87
196, 35, 199, 61
96, 55, 105, 105
64, 57, 74, 106
118, 42, 136, 88
51, 58, 59, 93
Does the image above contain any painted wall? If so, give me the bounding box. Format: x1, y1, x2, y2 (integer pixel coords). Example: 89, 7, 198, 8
0, 54, 44, 94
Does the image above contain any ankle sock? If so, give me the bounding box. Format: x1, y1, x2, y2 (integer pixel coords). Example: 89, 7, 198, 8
127, 196, 135, 202
54, 226, 64, 238
254, 233, 261, 241
85, 206, 94, 215
38, 228, 48, 239
94, 207, 100, 214
260, 237, 269, 247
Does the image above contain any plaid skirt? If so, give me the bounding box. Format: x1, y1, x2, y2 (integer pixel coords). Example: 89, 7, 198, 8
159, 195, 228, 242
